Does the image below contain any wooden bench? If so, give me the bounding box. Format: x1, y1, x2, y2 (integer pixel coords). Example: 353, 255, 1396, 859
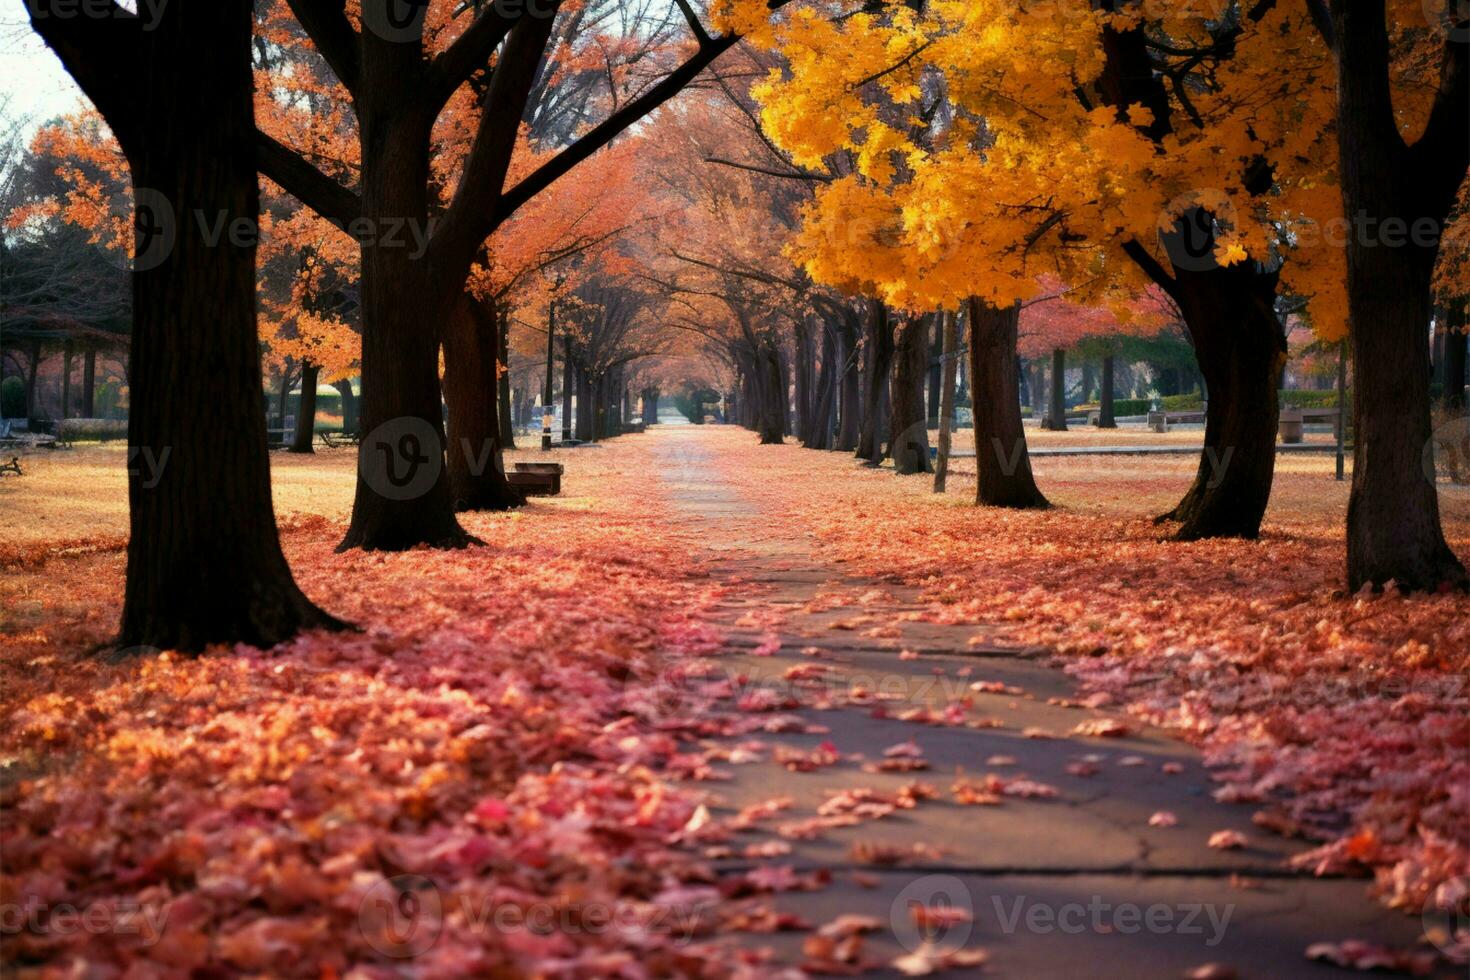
0, 456, 20, 477
510, 461, 564, 496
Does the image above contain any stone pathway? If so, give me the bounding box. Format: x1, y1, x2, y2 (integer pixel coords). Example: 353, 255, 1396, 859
648, 427, 1439, 978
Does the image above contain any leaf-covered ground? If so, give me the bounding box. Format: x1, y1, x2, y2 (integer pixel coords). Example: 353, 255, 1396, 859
2, 430, 1467, 975
694, 430, 1470, 919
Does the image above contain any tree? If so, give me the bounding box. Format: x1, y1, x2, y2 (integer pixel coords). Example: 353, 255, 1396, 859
1315, 0, 1469, 591
257, 0, 789, 550
26, 1, 342, 651
738, 0, 1358, 539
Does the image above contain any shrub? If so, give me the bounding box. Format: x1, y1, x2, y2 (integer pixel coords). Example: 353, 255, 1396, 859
1160, 393, 1204, 411
1, 377, 25, 419
59, 418, 129, 442
1280, 388, 1344, 409
1111, 398, 1151, 417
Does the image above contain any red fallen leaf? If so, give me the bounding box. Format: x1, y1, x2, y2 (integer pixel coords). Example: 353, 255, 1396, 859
909, 904, 973, 930
1252, 809, 1302, 838
1305, 940, 1437, 975
803, 932, 876, 974
850, 871, 882, 889
1065, 761, 1100, 777
1072, 718, 1131, 738
725, 903, 810, 933
864, 757, 932, 773
1184, 964, 1238, 979
850, 840, 944, 865
1208, 830, 1248, 850
1149, 811, 1178, 827
884, 739, 925, 758
892, 942, 989, 975
818, 914, 884, 938
733, 796, 795, 827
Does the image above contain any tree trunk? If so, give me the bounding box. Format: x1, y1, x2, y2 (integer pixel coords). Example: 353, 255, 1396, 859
1443, 305, 1466, 410
1098, 354, 1117, 428
561, 340, 574, 441
576, 368, 596, 441
805, 323, 837, 450
29, 0, 344, 649
441, 294, 524, 511
891, 313, 932, 474
836, 313, 862, 451
1155, 264, 1284, 540
1044, 348, 1068, 431
927, 315, 943, 427
933, 310, 959, 493
61, 341, 73, 419
969, 299, 1049, 509
336, 75, 469, 550
289, 361, 318, 453
757, 345, 785, 444
498, 310, 516, 450
276, 364, 293, 431
23, 340, 41, 423
794, 319, 813, 443
334, 377, 357, 434
1332, 1, 1467, 590
857, 302, 895, 464
82, 348, 96, 417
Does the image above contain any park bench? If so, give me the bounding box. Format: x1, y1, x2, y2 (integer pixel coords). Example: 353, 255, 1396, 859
511, 461, 563, 496
1, 456, 20, 477
318, 430, 360, 449
31, 420, 71, 449
1146, 409, 1206, 432
1278, 407, 1342, 444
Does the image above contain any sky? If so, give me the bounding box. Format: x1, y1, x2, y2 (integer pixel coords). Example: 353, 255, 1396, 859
1, 4, 90, 133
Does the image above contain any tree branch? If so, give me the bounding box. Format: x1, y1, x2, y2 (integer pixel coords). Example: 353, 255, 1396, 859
672, 0, 712, 46
1407, 23, 1469, 213
494, 0, 794, 229
285, 0, 361, 93
431, 12, 559, 278
27, 3, 143, 147
256, 130, 362, 226
426, 4, 528, 110
1121, 239, 1180, 301
703, 156, 832, 181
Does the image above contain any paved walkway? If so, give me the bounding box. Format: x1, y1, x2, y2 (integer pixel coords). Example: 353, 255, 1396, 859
648, 428, 1436, 977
